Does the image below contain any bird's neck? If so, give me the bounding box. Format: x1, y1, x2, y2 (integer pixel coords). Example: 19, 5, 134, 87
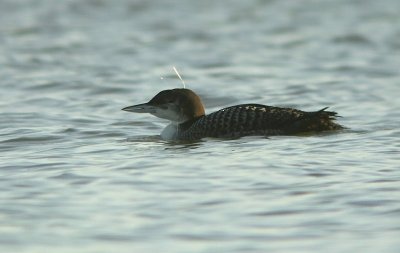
160, 116, 204, 140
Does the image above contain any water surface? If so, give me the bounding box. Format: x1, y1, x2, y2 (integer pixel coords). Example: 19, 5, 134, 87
1, 0, 400, 252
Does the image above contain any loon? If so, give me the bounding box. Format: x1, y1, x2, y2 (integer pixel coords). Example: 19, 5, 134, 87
122, 88, 343, 141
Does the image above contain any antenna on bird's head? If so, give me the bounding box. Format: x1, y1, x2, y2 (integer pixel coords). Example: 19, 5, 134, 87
173, 66, 186, 89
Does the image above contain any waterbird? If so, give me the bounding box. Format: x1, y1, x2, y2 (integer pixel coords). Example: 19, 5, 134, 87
122, 88, 344, 141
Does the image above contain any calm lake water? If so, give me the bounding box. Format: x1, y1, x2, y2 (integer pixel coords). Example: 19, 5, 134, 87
1, 0, 400, 252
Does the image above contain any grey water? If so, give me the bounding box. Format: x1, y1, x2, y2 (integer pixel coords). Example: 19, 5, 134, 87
1, 0, 400, 252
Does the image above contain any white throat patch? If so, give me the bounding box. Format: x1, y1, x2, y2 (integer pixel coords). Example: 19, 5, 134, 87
161, 123, 179, 140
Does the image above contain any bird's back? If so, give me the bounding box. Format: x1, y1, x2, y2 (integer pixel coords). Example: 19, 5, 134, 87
177, 104, 343, 140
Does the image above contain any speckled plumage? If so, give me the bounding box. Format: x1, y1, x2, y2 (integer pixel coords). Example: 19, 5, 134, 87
176, 104, 343, 140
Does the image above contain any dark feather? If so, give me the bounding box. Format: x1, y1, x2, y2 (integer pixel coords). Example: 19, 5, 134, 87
178, 104, 343, 140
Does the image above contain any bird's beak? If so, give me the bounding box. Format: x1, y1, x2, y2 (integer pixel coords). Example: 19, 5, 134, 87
122, 103, 157, 113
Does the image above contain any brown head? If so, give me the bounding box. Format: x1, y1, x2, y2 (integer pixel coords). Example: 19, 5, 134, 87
122, 89, 205, 124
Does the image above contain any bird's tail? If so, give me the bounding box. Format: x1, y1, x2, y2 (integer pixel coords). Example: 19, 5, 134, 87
293, 107, 344, 133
